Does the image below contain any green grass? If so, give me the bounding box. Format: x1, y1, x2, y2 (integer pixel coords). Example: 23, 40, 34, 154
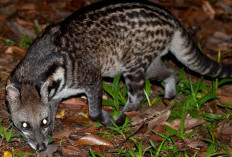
102, 74, 127, 118
107, 118, 133, 139
0, 121, 19, 142
0, 122, 33, 157
100, 62, 232, 156
2, 24, 232, 156
1, 35, 32, 49
1, 21, 40, 49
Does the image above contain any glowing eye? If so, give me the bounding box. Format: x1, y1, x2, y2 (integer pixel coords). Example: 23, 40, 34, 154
42, 119, 47, 125
22, 122, 27, 128
21, 122, 30, 129
41, 118, 48, 127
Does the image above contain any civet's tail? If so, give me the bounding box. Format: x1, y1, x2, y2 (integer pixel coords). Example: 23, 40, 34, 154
170, 28, 232, 78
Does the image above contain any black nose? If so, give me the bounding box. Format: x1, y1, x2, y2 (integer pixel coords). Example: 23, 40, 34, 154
36, 143, 47, 152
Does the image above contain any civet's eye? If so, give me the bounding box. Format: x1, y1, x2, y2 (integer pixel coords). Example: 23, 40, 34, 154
21, 122, 31, 129
41, 118, 48, 127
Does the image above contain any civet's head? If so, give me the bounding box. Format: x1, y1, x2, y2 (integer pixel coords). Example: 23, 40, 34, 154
6, 82, 59, 151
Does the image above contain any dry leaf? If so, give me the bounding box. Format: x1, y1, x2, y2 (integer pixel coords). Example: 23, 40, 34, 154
77, 125, 97, 134
131, 103, 168, 125
219, 95, 232, 105
202, 1, 215, 19
221, 134, 231, 141
171, 117, 205, 130
75, 134, 114, 148
150, 125, 165, 142
188, 141, 207, 149
218, 124, 232, 135
61, 98, 87, 110
13, 146, 34, 154
3, 151, 12, 157
16, 18, 34, 29
65, 114, 91, 125
62, 146, 82, 156
53, 128, 76, 139
176, 139, 186, 150
124, 111, 139, 120
146, 109, 171, 134
4, 46, 26, 55
56, 109, 66, 119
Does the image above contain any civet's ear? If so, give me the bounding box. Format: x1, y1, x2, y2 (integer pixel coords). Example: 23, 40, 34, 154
40, 81, 49, 104
6, 85, 21, 111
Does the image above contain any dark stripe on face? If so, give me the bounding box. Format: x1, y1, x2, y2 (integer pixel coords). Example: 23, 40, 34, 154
38, 63, 62, 82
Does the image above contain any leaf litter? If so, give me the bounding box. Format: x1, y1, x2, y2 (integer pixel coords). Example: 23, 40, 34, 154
0, 0, 232, 156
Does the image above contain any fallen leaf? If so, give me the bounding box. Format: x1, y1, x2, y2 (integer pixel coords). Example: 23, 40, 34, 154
218, 0, 232, 14
213, 132, 220, 139
102, 106, 113, 112
221, 134, 231, 141
4, 46, 26, 56
204, 102, 218, 114
218, 124, 232, 135
77, 125, 97, 134
185, 131, 207, 149
150, 125, 165, 142
16, 18, 34, 30
53, 128, 76, 139
65, 114, 91, 125
176, 139, 186, 150
202, 0, 215, 19
75, 134, 114, 148
91, 145, 107, 155
131, 102, 168, 125
123, 141, 134, 150
146, 109, 171, 134
219, 95, 232, 104
124, 111, 139, 119
61, 98, 87, 110
56, 109, 66, 119
61, 146, 83, 156
188, 141, 207, 149
171, 117, 205, 130
217, 89, 222, 95
3, 151, 12, 157
13, 146, 34, 154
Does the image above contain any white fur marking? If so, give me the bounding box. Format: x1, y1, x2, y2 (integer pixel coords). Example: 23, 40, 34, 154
28, 142, 36, 150
52, 88, 85, 100
49, 89, 55, 97
22, 131, 30, 136
52, 67, 65, 93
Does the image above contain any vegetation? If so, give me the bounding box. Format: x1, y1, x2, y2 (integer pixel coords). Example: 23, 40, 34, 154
1, 16, 232, 157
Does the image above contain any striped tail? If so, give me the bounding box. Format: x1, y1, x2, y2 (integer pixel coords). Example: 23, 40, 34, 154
170, 28, 232, 78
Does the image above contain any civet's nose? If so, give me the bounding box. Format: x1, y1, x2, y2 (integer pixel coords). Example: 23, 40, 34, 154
36, 143, 47, 152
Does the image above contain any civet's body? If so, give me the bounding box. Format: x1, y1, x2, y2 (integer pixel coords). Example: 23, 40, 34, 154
6, 0, 231, 151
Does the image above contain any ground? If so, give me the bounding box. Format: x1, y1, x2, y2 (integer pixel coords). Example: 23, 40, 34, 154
0, 0, 232, 156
